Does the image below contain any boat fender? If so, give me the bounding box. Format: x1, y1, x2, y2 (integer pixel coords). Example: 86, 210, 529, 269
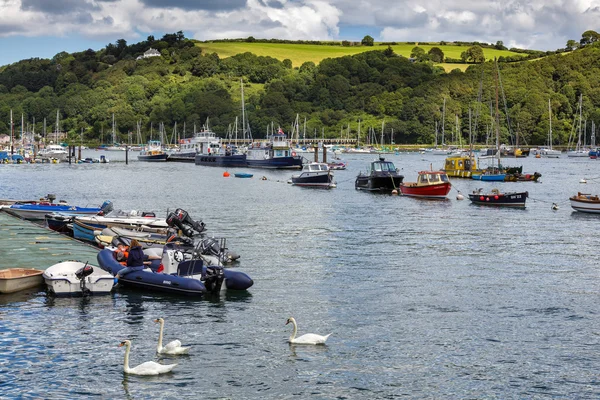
292, 152, 297, 157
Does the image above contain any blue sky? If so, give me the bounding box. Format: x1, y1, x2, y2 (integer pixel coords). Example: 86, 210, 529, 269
0, 0, 599, 66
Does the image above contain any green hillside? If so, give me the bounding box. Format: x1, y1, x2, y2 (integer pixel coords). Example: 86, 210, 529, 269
195, 41, 529, 71
0, 31, 598, 149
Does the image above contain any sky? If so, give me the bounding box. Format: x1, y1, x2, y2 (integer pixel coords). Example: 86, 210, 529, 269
0, 0, 599, 66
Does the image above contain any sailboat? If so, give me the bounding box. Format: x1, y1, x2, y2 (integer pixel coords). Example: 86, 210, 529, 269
432, 98, 452, 155
541, 99, 561, 158
567, 94, 589, 157
471, 61, 505, 182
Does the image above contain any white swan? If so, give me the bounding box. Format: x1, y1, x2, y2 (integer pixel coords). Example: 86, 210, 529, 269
286, 317, 331, 345
154, 318, 190, 355
119, 340, 177, 375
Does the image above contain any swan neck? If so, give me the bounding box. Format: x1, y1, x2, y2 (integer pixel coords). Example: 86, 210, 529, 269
157, 320, 164, 351
123, 342, 131, 372
289, 319, 297, 341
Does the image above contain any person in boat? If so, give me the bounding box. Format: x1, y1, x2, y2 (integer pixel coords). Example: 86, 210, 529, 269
116, 239, 159, 278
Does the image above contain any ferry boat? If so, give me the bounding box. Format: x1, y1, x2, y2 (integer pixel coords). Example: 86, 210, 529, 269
400, 171, 451, 199
246, 128, 303, 169
138, 140, 168, 162
171, 128, 246, 167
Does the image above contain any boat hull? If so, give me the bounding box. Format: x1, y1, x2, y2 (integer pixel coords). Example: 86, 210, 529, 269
570, 195, 600, 213
246, 156, 303, 169
400, 182, 451, 198
167, 152, 196, 162
291, 171, 333, 188
194, 154, 247, 167
355, 175, 403, 191
138, 153, 168, 162
0, 268, 44, 293
4, 204, 102, 221
471, 174, 506, 181
468, 191, 528, 207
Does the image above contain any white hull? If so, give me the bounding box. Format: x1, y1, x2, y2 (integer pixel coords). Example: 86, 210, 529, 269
570, 198, 600, 213
43, 261, 114, 295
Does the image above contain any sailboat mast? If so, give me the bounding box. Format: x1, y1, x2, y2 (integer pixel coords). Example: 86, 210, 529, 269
548, 99, 552, 149
241, 78, 246, 141
10, 109, 13, 155
494, 59, 500, 165
441, 97, 446, 147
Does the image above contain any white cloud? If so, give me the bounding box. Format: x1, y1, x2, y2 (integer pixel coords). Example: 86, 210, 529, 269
0, 0, 599, 51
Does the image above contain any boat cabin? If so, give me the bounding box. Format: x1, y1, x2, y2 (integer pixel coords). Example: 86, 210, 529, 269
444, 154, 477, 178
417, 171, 449, 185
303, 162, 330, 172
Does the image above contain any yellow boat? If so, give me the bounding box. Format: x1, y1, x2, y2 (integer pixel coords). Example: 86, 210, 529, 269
443, 153, 478, 178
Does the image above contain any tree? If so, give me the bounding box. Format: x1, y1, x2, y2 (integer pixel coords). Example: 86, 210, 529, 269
566, 39, 578, 51
494, 40, 507, 50
361, 35, 374, 46
580, 30, 600, 46
461, 45, 485, 63
410, 46, 426, 61
427, 47, 444, 63
383, 45, 395, 57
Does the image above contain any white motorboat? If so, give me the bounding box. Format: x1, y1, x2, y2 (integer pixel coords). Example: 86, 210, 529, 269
569, 193, 600, 213
43, 261, 114, 295
38, 144, 68, 161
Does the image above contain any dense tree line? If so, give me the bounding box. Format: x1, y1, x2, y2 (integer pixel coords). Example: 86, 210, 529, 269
0, 31, 599, 149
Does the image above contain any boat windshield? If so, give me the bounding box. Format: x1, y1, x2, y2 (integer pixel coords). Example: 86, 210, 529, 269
373, 162, 396, 172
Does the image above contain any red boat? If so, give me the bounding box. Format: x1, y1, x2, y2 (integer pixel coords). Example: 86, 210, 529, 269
399, 171, 452, 199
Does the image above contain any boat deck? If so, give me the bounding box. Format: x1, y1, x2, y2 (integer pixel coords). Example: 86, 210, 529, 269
0, 212, 100, 273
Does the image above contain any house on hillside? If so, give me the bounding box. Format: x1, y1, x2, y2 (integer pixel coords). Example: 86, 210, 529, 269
136, 48, 161, 60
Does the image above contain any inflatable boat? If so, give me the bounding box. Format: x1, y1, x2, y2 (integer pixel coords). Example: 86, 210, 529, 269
96, 248, 253, 296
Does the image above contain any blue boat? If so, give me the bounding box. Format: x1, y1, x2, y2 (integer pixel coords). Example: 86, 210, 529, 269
4, 200, 112, 221
234, 172, 253, 178
138, 140, 168, 162
96, 248, 253, 296
471, 173, 506, 181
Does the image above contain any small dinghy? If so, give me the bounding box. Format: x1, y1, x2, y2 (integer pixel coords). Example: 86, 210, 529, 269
43, 261, 114, 295
234, 172, 253, 178
0, 268, 44, 294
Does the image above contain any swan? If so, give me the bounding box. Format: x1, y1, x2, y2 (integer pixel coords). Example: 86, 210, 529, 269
119, 340, 177, 375
154, 318, 190, 355
286, 317, 331, 345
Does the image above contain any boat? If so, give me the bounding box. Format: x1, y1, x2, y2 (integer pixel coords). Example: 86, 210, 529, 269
234, 172, 253, 178
443, 153, 477, 178
399, 171, 452, 199
567, 94, 590, 157
290, 162, 335, 188
504, 172, 542, 182
45, 212, 75, 235
246, 128, 303, 169
38, 144, 68, 162
468, 188, 528, 207
42, 261, 115, 295
355, 157, 404, 191
97, 247, 253, 296
542, 99, 561, 158
569, 192, 600, 213
3, 199, 113, 221
138, 140, 168, 161
0, 268, 44, 294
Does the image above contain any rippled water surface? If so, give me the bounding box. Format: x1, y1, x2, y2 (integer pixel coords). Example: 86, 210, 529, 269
1, 151, 600, 399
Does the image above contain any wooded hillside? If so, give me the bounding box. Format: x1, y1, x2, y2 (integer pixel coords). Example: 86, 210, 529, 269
0, 32, 598, 148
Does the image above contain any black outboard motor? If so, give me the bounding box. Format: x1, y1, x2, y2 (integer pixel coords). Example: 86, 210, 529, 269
203, 266, 224, 294
99, 200, 113, 215
75, 263, 94, 295
166, 208, 206, 238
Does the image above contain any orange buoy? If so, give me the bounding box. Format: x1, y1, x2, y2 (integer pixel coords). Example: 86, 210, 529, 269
223, 171, 230, 177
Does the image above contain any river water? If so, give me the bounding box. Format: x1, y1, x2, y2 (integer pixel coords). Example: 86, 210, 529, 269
1, 150, 600, 399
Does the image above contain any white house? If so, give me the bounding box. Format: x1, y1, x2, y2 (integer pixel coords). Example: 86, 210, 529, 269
136, 48, 161, 60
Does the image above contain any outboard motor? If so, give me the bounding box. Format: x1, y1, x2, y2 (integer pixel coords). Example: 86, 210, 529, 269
75, 263, 94, 295
166, 208, 206, 238
99, 200, 113, 215
203, 266, 224, 294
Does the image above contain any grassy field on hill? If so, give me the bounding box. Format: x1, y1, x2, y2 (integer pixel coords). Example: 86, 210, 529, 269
195, 41, 528, 71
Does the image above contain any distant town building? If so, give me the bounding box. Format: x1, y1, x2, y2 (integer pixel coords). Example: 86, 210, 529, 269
136, 48, 161, 60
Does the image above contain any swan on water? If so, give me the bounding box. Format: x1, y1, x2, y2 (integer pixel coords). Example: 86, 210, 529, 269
119, 340, 177, 375
285, 317, 331, 345
154, 318, 190, 355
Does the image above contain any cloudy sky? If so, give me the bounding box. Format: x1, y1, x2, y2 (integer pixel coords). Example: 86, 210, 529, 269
0, 0, 599, 66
